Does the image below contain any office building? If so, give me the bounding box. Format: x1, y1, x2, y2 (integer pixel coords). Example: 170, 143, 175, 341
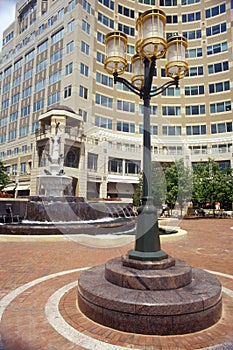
0, 0, 232, 199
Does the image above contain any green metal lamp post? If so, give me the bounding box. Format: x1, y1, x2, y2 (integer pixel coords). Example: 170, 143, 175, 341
104, 8, 188, 261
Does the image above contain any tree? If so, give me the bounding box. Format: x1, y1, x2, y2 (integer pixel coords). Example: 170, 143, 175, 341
192, 159, 233, 210
152, 161, 167, 211
132, 170, 143, 207
0, 160, 9, 192
164, 159, 193, 216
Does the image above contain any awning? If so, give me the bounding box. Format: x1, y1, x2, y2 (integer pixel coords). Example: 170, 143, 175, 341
3, 186, 16, 191
16, 185, 30, 191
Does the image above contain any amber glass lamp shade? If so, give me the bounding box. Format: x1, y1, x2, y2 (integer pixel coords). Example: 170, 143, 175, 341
165, 36, 188, 79
136, 8, 167, 59
131, 54, 144, 89
104, 31, 128, 75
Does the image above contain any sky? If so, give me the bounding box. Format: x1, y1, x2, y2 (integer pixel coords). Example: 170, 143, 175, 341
0, 0, 17, 50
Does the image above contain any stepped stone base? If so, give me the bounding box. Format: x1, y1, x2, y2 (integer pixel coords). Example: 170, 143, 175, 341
77, 256, 222, 335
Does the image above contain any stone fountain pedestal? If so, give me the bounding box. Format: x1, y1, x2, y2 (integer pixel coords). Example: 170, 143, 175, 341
77, 255, 222, 335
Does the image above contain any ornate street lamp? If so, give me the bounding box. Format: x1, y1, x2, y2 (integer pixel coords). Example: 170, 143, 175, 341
104, 8, 188, 261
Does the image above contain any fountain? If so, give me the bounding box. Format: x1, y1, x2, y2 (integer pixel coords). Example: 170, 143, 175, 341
36, 121, 72, 197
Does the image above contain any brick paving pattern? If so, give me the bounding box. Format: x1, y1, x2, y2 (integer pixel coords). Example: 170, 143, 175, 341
0, 218, 233, 349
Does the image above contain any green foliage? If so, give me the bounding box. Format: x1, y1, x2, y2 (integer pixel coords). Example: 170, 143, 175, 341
0, 160, 9, 192
152, 162, 167, 209
163, 159, 193, 215
192, 158, 233, 209
132, 170, 143, 207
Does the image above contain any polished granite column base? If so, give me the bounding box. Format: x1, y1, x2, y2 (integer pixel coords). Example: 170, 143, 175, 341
77, 257, 222, 335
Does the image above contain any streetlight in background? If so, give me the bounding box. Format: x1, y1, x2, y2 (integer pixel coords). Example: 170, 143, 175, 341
104, 8, 188, 261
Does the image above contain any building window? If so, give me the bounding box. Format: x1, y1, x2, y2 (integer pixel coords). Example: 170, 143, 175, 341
48, 16, 54, 27
96, 93, 113, 108
187, 48, 202, 58
125, 160, 140, 175
35, 79, 46, 92
38, 24, 45, 35
182, 12, 201, 23
207, 41, 228, 55
65, 62, 73, 75
208, 61, 229, 74
36, 59, 47, 73
83, 0, 91, 13
88, 153, 98, 171
186, 125, 206, 135
211, 122, 232, 134
2, 99, 9, 109
185, 85, 204, 96
20, 162, 27, 174
206, 23, 226, 37
183, 29, 201, 40
22, 86, 32, 98
210, 101, 231, 114
12, 164, 18, 175
81, 41, 89, 55
10, 111, 18, 122
209, 81, 230, 94
96, 72, 113, 87
97, 51, 105, 63
160, 0, 177, 5
49, 70, 62, 85
206, 4, 226, 18
48, 91, 60, 106
25, 49, 35, 62
14, 58, 23, 70
51, 28, 64, 45
37, 39, 48, 54
98, 12, 114, 28
80, 63, 89, 77
58, 8, 64, 20
108, 158, 122, 174
162, 125, 181, 136
24, 68, 33, 80
8, 130, 17, 141
33, 99, 44, 112
82, 20, 90, 34
181, 0, 200, 4
21, 105, 30, 117
117, 100, 135, 113
68, 0, 76, 11
95, 115, 112, 129
118, 5, 134, 18
185, 105, 205, 116
118, 23, 134, 36
67, 19, 75, 32
97, 31, 105, 44
98, 0, 114, 10
162, 106, 181, 116
162, 87, 180, 96
50, 49, 62, 64
79, 85, 88, 99
64, 85, 72, 98
32, 121, 39, 133
186, 66, 203, 77
117, 121, 135, 133
22, 145, 27, 153
19, 125, 29, 137
3, 82, 11, 92
66, 41, 74, 53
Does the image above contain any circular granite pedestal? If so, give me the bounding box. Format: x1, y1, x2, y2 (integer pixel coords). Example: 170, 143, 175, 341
77, 256, 222, 335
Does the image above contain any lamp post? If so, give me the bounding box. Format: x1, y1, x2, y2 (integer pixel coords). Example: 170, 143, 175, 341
104, 8, 188, 261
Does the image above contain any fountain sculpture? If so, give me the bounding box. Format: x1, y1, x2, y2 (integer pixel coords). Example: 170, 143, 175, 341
37, 122, 72, 197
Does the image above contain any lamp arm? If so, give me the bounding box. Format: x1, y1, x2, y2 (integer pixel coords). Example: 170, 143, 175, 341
149, 77, 179, 97
113, 72, 142, 97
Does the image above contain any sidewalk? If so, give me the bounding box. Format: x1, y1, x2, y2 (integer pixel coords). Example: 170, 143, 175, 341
0, 218, 233, 349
